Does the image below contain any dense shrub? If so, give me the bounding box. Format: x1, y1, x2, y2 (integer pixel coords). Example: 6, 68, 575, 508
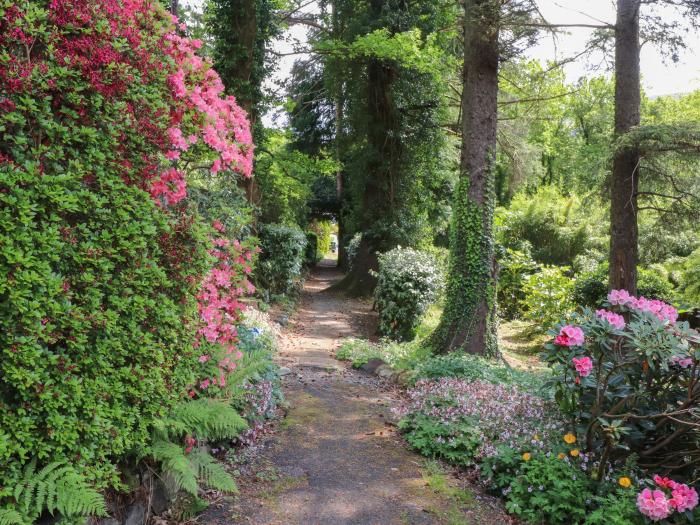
0, 0, 255, 519
497, 247, 538, 320
543, 291, 699, 483
304, 231, 319, 265
345, 232, 362, 270
572, 263, 676, 308
374, 247, 443, 341
521, 266, 576, 333
497, 187, 606, 266
255, 224, 307, 296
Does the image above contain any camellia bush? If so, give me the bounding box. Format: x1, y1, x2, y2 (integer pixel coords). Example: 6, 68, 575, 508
374, 247, 444, 341
0, 0, 255, 520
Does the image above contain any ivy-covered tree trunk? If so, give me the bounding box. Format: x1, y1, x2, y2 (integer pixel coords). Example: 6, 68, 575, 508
430, 0, 499, 356
609, 0, 641, 295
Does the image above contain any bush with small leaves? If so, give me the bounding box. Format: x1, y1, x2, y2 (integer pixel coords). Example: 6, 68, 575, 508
373, 247, 444, 341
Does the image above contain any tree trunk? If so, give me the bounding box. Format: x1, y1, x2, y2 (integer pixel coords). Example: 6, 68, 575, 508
609, 0, 641, 294
334, 0, 402, 295
430, 0, 499, 356
170, 0, 178, 15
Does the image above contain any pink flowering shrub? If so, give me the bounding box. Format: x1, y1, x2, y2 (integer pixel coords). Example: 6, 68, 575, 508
543, 290, 700, 484
0, 0, 255, 502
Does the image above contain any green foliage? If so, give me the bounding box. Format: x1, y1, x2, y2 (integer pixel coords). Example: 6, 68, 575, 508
497, 247, 538, 320
335, 339, 383, 367
304, 231, 319, 265
398, 415, 481, 467
374, 247, 444, 341
572, 263, 675, 308
0, 461, 106, 525
497, 187, 607, 266
521, 266, 576, 333
504, 455, 592, 524
412, 353, 545, 393
584, 490, 642, 525
255, 224, 307, 296
679, 247, 700, 304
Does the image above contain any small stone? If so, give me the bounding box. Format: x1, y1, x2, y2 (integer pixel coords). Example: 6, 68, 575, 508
96, 519, 120, 525
124, 501, 146, 525
375, 364, 395, 379
278, 367, 292, 376
359, 358, 386, 374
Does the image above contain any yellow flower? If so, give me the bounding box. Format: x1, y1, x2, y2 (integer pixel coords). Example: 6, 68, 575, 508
570, 449, 580, 457
563, 433, 577, 444
557, 452, 566, 460
522, 452, 531, 461
619, 477, 632, 488
533, 434, 540, 441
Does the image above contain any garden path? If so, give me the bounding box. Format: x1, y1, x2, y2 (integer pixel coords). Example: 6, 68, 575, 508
201, 262, 511, 525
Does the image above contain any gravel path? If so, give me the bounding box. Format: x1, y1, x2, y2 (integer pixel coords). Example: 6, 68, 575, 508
200, 262, 512, 525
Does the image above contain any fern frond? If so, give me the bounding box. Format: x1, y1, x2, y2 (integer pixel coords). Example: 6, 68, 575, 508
5, 461, 105, 522
169, 399, 247, 440
152, 440, 198, 495
187, 450, 237, 493
0, 509, 25, 525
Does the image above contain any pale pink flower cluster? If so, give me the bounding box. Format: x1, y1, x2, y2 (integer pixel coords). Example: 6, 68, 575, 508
554, 325, 585, 347
637, 475, 698, 521
572, 356, 593, 377
608, 290, 678, 323
669, 356, 694, 368
595, 309, 626, 330
396, 378, 566, 460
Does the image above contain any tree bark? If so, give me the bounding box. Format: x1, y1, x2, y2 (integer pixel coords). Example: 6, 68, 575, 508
609, 0, 641, 294
430, 0, 499, 355
334, 0, 402, 294
170, 0, 178, 15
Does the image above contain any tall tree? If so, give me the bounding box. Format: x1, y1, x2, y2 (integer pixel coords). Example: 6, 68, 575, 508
429, 0, 500, 355
609, 0, 641, 294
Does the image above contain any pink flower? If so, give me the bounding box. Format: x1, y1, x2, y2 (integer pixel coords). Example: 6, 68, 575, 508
669, 356, 694, 368
608, 289, 633, 306
637, 488, 672, 521
572, 356, 593, 377
654, 475, 678, 490
199, 379, 211, 389
669, 484, 698, 513
555, 325, 585, 347
198, 355, 210, 363
595, 309, 626, 330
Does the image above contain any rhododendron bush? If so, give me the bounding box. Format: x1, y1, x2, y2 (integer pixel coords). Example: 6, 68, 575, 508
543, 291, 700, 484
0, 0, 254, 497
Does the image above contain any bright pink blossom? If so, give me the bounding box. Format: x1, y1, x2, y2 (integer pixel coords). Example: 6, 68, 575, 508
637, 488, 672, 521
654, 475, 678, 490
555, 325, 585, 347
572, 356, 593, 377
669, 484, 698, 513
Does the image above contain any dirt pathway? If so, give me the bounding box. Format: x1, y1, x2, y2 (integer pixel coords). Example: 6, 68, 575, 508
202, 262, 510, 525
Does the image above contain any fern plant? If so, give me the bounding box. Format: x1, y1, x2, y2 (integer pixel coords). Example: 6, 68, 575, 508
150, 399, 247, 495
0, 461, 106, 525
